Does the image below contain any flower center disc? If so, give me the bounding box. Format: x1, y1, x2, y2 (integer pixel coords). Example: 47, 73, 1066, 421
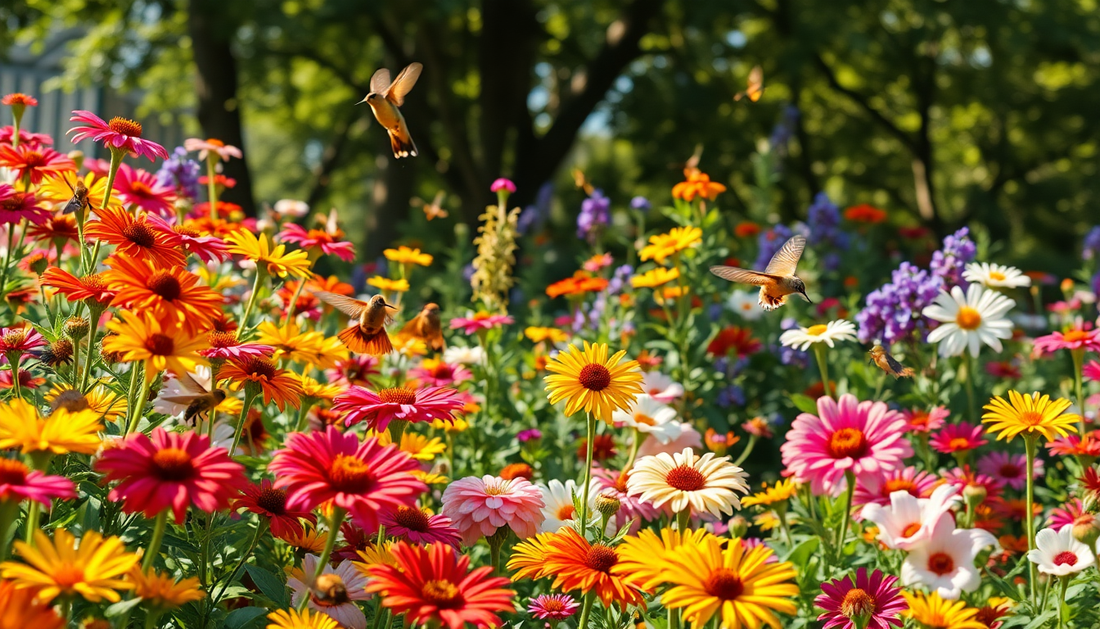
379, 387, 418, 405
988, 271, 1006, 281
883, 479, 916, 495
256, 488, 287, 515
122, 223, 157, 248
0, 458, 29, 485
578, 363, 612, 392
327, 454, 373, 493
807, 324, 829, 336
393, 506, 430, 532
421, 579, 461, 608
148, 272, 182, 301
145, 333, 176, 356
108, 117, 143, 137
901, 522, 922, 538
927, 552, 955, 576
583, 545, 617, 573
1053, 551, 1078, 566
1064, 330, 1090, 343
665, 464, 706, 491
841, 588, 876, 618
704, 568, 744, 600
827, 428, 868, 459
555, 504, 576, 521
999, 464, 1021, 478
151, 447, 195, 481
955, 306, 982, 330
242, 357, 277, 379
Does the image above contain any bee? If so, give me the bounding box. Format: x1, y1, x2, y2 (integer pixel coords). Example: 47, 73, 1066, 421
160, 372, 227, 424
311, 573, 350, 606
62, 176, 90, 216
868, 345, 916, 379
734, 65, 765, 102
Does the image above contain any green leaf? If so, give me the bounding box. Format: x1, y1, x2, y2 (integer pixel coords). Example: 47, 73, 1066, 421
1023, 610, 1057, 629
104, 598, 143, 618
224, 607, 269, 629
783, 536, 819, 565
789, 393, 819, 414
244, 564, 289, 608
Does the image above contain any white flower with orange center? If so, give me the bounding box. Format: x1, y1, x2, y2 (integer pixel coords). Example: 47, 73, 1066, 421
778, 320, 857, 351
962, 262, 1031, 289
922, 285, 1015, 357
626, 447, 749, 518
900, 511, 998, 599
726, 289, 763, 321
536, 479, 614, 535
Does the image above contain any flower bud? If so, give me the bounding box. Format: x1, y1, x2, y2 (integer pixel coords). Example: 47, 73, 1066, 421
594, 492, 621, 518
728, 515, 749, 538
64, 316, 90, 340
963, 483, 987, 508
1072, 513, 1100, 547
27, 253, 49, 276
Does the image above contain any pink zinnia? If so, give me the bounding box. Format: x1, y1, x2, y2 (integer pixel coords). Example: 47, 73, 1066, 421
0, 144, 74, 185
591, 466, 660, 532
853, 466, 937, 510
268, 427, 426, 531
277, 223, 356, 262
441, 475, 545, 546
1049, 498, 1085, 529
145, 213, 230, 263
941, 465, 1005, 497
1033, 326, 1100, 354
379, 505, 463, 548
0, 126, 53, 148
815, 568, 907, 629
200, 329, 273, 361
0, 368, 44, 390
0, 458, 75, 506
232, 478, 316, 540
95, 428, 247, 523
0, 185, 50, 225
929, 421, 988, 454
408, 359, 473, 387
901, 406, 948, 434
326, 354, 381, 388
0, 326, 46, 361
1085, 360, 1100, 382
1, 93, 37, 107
68, 110, 169, 161
332, 385, 463, 432
977, 451, 1041, 491
449, 312, 514, 335
528, 594, 579, 621
1047, 431, 1100, 460
779, 394, 912, 496
489, 178, 516, 193
112, 163, 177, 216
184, 137, 243, 161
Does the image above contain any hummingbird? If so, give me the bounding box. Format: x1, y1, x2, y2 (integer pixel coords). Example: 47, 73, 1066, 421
314, 291, 396, 356
412, 190, 448, 221
868, 345, 916, 379
359, 62, 423, 159
734, 65, 765, 102
400, 303, 445, 351
159, 372, 228, 424
710, 235, 811, 311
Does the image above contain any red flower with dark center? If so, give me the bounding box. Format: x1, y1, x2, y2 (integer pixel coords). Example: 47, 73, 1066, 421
233, 478, 316, 539
379, 505, 463, 548
0, 144, 74, 185
0, 185, 51, 225
707, 326, 761, 357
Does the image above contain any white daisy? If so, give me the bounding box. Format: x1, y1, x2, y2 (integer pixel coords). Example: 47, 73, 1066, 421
901, 512, 998, 600
626, 447, 749, 518
611, 394, 682, 444
443, 344, 486, 365
861, 484, 961, 550
536, 479, 613, 535
288, 554, 371, 629
1028, 525, 1096, 576
963, 262, 1031, 289
778, 319, 857, 351
273, 198, 310, 218
642, 371, 684, 404
922, 284, 1015, 357
726, 289, 763, 321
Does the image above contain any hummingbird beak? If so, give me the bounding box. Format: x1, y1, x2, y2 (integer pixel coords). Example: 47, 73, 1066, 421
357, 95, 370, 105
384, 303, 398, 311
800, 290, 812, 304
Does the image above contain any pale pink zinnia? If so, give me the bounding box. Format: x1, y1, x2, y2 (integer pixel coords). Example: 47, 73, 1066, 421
68, 110, 169, 161
779, 393, 912, 496
449, 312, 514, 335
853, 466, 937, 511
977, 451, 1040, 491
929, 422, 988, 455
379, 505, 463, 548
902, 406, 949, 434
112, 163, 177, 216
0, 459, 75, 506
332, 385, 464, 432
441, 475, 545, 546
184, 137, 243, 162
268, 427, 425, 531
1033, 326, 1100, 354
95, 428, 247, 523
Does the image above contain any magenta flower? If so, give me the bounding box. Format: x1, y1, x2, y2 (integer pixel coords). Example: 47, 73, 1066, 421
145, 213, 229, 263
441, 475, 545, 546
112, 163, 177, 216
901, 406, 949, 434
1034, 326, 1100, 354
0, 127, 53, 148
929, 421, 988, 455
183, 137, 243, 161
779, 393, 912, 496
408, 359, 473, 387
853, 466, 937, 511
200, 329, 273, 361
1049, 498, 1085, 530
0, 326, 46, 362
68, 110, 169, 161
332, 385, 464, 432
1047, 431, 1100, 459
0, 144, 75, 185
490, 178, 516, 193
277, 222, 356, 262
0, 185, 50, 225
325, 354, 381, 388
0, 459, 75, 507
268, 427, 425, 531
449, 312, 514, 335
815, 568, 906, 629
379, 505, 463, 548
978, 451, 1040, 491
95, 428, 247, 523
940, 465, 1005, 496
1084, 360, 1100, 382
591, 466, 660, 532
528, 594, 578, 621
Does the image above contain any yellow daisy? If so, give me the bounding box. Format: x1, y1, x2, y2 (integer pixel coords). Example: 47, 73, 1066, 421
383, 246, 433, 267
255, 320, 325, 364
266, 609, 340, 629
613, 528, 713, 590
741, 479, 800, 508
400, 433, 447, 461
410, 470, 450, 485
298, 374, 343, 401
128, 567, 205, 610
102, 311, 207, 382
544, 341, 644, 423
631, 267, 680, 289
0, 529, 138, 603
981, 390, 1080, 442
309, 335, 350, 370
279, 524, 328, 553
38, 170, 122, 213
366, 276, 410, 293
0, 398, 102, 456
902, 591, 985, 629
639, 226, 702, 264
524, 326, 569, 344
351, 544, 397, 579
45, 383, 128, 422
225, 230, 312, 279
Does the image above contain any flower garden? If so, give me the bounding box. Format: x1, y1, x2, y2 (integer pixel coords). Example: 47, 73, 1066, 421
0, 91, 1099, 629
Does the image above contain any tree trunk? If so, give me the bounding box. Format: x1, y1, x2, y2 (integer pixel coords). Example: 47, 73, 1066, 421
365, 155, 418, 262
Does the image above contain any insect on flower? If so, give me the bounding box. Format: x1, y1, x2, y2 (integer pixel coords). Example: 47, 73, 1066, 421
868, 345, 915, 379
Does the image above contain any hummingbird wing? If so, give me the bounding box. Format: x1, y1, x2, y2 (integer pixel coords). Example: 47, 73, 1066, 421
735, 65, 765, 102
179, 371, 211, 394
764, 235, 807, 276
709, 266, 780, 286
369, 68, 392, 95
315, 291, 368, 318
386, 62, 423, 107
160, 394, 204, 404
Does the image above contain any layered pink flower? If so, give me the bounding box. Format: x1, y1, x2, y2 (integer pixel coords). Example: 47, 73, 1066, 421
379, 505, 463, 548
977, 451, 1040, 491
815, 568, 907, 629
268, 427, 425, 531
232, 478, 316, 540
95, 428, 247, 523
1047, 431, 1100, 459
184, 137, 243, 161
779, 393, 912, 496
332, 385, 463, 432
113, 163, 177, 216
68, 110, 169, 161
902, 406, 948, 434
1085, 360, 1100, 382
277, 223, 355, 262
326, 355, 381, 388
0, 185, 50, 225
1049, 498, 1085, 530
0, 459, 75, 506
0, 126, 52, 148
200, 329, 273, 361
408, 359, 473, 387
591, 466, 660, 532
940, 465, 1005, 497
449, 312, 514, 335
1034, 326, 1100, 354
528, 594, 579, 621
0, 326, 46, 360
441, 475, 545, 546
853, 466, 937, 510
490, 178, 516, 193
929, 422, 987, 455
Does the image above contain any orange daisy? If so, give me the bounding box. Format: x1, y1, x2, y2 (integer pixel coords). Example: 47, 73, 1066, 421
102, 311, 207, 382
40, 268, 115, 307
84, 207, 185, 267
27, 214, 79, 246
219, 356, 303, 410
103, 256, 222, 334
672, 168, 726, 202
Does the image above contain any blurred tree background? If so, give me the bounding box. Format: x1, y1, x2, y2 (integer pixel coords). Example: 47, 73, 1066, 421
1, 0, 1098, 266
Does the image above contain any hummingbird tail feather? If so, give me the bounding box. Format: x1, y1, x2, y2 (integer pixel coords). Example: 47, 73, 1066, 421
338, 326, 394, 356
389, 130, 418, 159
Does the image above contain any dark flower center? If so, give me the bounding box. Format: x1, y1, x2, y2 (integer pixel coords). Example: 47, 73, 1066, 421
378, 387, 418, 405
128, 180, 153, 197
151, 448, 195, 481
21, 151, 44, 167
122, 222, 157, 248
827, 428, 868, 459
999, 464, 1021, 478
927, 552, 955, 576
145, 333, 175, 356
327, 454, 373, 493
393, 505, 430, 532
256, 487, 287, 515
108, 117, 143, 137
704, 568, 744, 600
420, 579, 461, 608
665, 464, 706, 491
0, 197, 21, 212
240, 357, 277, 379
0, 458, 29, 485
578, 363, 612, 391
583, 545, 617, 573
148, 272, 182, 301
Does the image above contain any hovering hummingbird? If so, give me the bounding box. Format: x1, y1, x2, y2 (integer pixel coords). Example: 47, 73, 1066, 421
868, 345, 916, 379
159, 372, 227, 424
710, 235, 811, 311
734, 65, 765, 102
412, 191, 448, 221
360, 62, 423, 159
314, 291, 396, 356
400, 303, 445, 351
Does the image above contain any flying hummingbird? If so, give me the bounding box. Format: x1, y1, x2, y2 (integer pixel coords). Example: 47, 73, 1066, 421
314, 291, 397, 356
709, 235, 811, 311
868, 345, 916, 379
400, 303, 445, 351
360, 62, 423, 159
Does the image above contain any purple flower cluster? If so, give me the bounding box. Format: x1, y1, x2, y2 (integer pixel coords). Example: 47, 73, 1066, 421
155, 146, 201, 200
716, 384, 745, 409
778, 317, 810, 368
754, 224, 794, 270
577, 189, 610, 241
930, 227, 976, 288
607, 265, 634, 294
630, 196, 651, 212
1084, 226, 1100, 260
856, 262, 944, 344
806, 193, 848, 271
769, 105, 800, 161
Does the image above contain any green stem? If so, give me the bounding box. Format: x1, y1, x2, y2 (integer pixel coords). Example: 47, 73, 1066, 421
962, 353, 977, 423
1025, 436, 1038, 604
833, 470, 856, 562
231, 389, 260, 455
623, 429, 643, 471
142, 511, 169, 570
206, 157, 220, 221
1056, 575, 1069, 629
0, 501, 18, 560
101, 150, 123, 211
284, 279, 307, 325
777, 504, 794, 546
125, 370, 150, 435
813, 344, 832, 398
23, 501, 39, 545
79, 307, 103, 392
0, 222, 15, 299
295, 399, 315, 433
1072, 348, 1086, 433
579, 415, 597, 532
676, 508, 691, 532
237, 269, 266, 340
298, 508, 345, 611
10, 355, 21, 401
577, 591, 596, 629
732, 434, 758, 467
211, 519, 268, 605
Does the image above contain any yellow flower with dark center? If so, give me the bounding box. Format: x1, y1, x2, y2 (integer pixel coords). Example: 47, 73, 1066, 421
0, 398, 102, 456
613, 528, 713, 591
384, 246, 433, 267
982, 390, 1080, 442
366, 276, 410, 293
266, 608, 340, 629
902, 591, 985, 629
741, 479, 800, 508
128, 567, 205, 609
0, 529, 138, 603
256, 320, 325, 364
639, 226, 702, 264
102, 311, 207, 382
631, 267, 680, 289
351, 544, 397, 581
524, 326, 569, 344
39, 170, 121, 213
225, 230, 312, 279
279, 524, 328, 552
544, 341, 643, 424
45, 384, 128, 422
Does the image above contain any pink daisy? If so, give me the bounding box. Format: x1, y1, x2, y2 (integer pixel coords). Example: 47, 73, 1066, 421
0, 126, 53, 148
145, 214, 230, 263
232, 478, 316, 540
0, 185, 51, 225
929, 422, 988, 455
1047, 431, 1100, 460
1048, 498, 1085, 530
0, 326, 46, 362
408, 359, 473, 387
200, 329, 274, 361
490, 178, 516, 193
95, 428, 247, 523
815, 568, 907, 629
591, 466, 660, 532
68, 110, 169, 161
901, 406, 949, 434
277, 223, 356, 262
1034, 326, 1100, 354
0, 144, 75, 185
449, 312, 514, 335
1085, 360, 1100, 382
0, 458, 75, 506
441, 475, 545, 546
379, 505, 463, 548
268, 427, 425, 531
977, 451, 1041, 491
325, 355, 381, 388
941, 465, 1005, 497
779, 393, 912, 496
528, 594, 579, 621
112, 163, 177, 216
332, 385, 464, 433
853, 466, 937, 510
184, 137, 243, 161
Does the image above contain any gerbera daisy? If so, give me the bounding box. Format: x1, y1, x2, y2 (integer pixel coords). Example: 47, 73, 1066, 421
929, 422, 988, 455
627, 447, 749, 518
544, 341, 643, 424
903, 406, 949, 434
1033, 325, 1100, 355
1047, 498, 1085, 530
0, 144, 74, 185
95, 428, 245, 523
255, 320, 325, 363
706, 325, 762, 357
128, 567, 205, 610
40, 268, 115, 306
0, 580, 64, 628
780, 393, 913, 495
977, 451, 1039, 491
815, 568, 907, 629
509, 527, 646, 608
962, 262, 1031, 289
268, 427, 425, 531
68, 110, 168, 161
639, 226, 703, 263
366, 541, 514, 629
225, 230, 312, 279
111, 163, 177, 216
0, 186, 50, 224
449, 311, 514, 335
902, 591, 984, 629
84, 207, 185, 267
741, 478, 800, 509
440, 475, 545, 546
922, 285, 1014, 357
281, 524, 329, 554
408, 359, 473, 387
200, 329, 273, 362
279, 223, 356, 262
104, 256, 221, 334
0, 529, 138, 603
266, 609, 339, 629
333, 385, 463, 433
0, 326, 45, 362
233, 478, 316, 540
379, 505, 462, 548
982, 390, 1079, 442
170, 222, 230, 263
0, 398, 102, 456
610, 527, 712, 590
384, 245, 433, 267
900, 513, 997, 599
1047, 431, 1100, 462
219, 356, 303, 410
528, 593, 579, 621
103, 311, 206, 382
287, 554, 370, 629
535, 479, 613, 535
0, 458, 76, 506
779, 320, 858, 351
641, 371, 684, 403
672, 168, 726, 202
631, 267, 680, 289
854, 466, 937, 509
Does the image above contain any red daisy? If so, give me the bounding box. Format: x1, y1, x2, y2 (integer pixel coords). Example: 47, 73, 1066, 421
95, 428, 247, 523
332, 385, 464, 433
219, 356, 303, 410
1, 93, 38, 107
324, 355, 381, 388
0, 326, 46, 361
268, 427, 426, 531
0, 126, 52, 148
0, 458, 75, 506
0, 368, 45, 390
379, 505, 463, 548
233, 478, 316, 540
68, 110, 169, 161
40, 268, 115, 306
84, 207, 186, 267
0, 185, 51, 225
112, 163, 177, 216
0, 144, 74, 185
366, 542, 515, 629
929, 421, 988, 454
1047, 431, 1100, 462
27, 214, 79, 246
